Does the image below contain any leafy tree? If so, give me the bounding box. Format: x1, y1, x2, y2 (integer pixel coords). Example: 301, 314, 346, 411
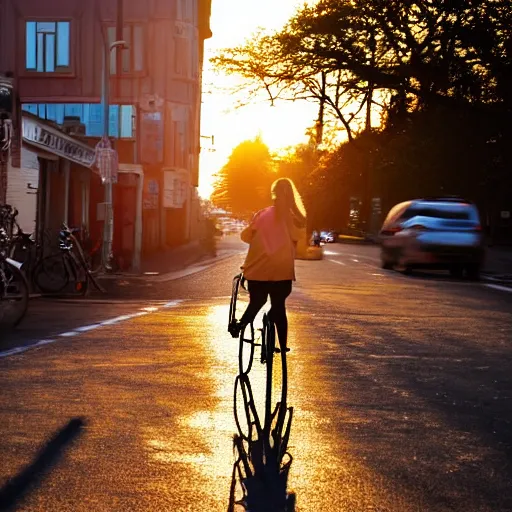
212, 0, 512, 129
210, 137, 276, 219
212, 0, 512, 236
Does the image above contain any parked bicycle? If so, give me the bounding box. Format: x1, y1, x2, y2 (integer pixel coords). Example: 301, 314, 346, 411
69, 224, 104, 274
228, 273, 295, 512
32, 223, 105, 296
0, 218, 29, 329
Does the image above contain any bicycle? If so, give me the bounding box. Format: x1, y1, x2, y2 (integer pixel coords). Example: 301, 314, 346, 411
228, 273, 295, 512
72, 225, 104, 274
31, 223, 105, 296
0, 225, 29, 329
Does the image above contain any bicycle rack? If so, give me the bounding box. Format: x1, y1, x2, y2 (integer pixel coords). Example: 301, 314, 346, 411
228, 274, 296, 512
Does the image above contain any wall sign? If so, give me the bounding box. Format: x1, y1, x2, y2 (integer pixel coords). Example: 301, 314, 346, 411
163, 169, 188, 208
22, 116, 96, 168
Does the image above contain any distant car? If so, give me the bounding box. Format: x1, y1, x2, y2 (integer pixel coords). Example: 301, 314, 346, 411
320, 231, 336, 243
379, 197, 485, 279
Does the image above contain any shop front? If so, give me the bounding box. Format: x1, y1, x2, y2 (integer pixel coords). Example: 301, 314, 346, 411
20, 114, 95, 246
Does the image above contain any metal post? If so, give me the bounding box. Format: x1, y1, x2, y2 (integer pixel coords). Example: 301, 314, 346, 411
101, 39, 127, 270
101, 43, 113, 269
116, 0, 124, 136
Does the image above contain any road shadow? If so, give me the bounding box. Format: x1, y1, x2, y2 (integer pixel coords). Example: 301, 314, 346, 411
0, 417, 86, 511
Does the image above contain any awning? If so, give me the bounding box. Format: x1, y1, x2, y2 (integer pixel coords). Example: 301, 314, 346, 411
22, 114, 96, 168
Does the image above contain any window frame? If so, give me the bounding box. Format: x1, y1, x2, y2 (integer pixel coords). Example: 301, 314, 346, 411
23, 19, 74, 76
106, 23, 147, 77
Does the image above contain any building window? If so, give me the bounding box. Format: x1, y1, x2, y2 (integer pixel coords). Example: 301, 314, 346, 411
26, 21, 71, 72
22, 103, 134, 138
107, 25, 145, 75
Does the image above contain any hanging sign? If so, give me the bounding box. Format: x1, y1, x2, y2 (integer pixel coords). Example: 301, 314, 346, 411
22, 116, 96, 167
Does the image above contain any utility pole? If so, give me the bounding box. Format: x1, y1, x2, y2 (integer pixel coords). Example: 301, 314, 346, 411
100, 0, 126, 270
116, 0, 123, 133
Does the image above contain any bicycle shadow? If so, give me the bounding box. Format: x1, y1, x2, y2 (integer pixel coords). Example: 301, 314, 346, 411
228, 373, 295, 512
0, 417, 86, 511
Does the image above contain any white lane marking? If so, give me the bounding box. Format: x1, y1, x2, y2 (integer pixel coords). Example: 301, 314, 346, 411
485, 284, 512, 293
35, 339, 58, 347
162, 300, 183, 308
328, 259, 346, 266
0, 301, 184, 359
0, 346, 30, 357
335, 252, 380, 263
99, 312, 146, 326
75, 324, 102, 332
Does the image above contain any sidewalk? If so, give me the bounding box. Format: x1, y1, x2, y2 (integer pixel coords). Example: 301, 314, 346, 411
89, 236, 244, 299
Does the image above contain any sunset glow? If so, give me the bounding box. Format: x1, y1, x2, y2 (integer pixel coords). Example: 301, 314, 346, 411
199, 0, 318, 198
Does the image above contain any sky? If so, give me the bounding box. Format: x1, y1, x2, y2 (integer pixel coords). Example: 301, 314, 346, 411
197, 0, 318, 198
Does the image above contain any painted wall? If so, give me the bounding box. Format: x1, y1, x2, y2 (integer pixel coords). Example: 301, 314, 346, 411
6, 147, 39, 233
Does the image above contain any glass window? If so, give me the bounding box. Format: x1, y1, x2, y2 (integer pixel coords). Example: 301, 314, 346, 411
108, 24, 144, 74
406, 208, 471, 220
89, 104, 102, 123
122, 26, 132, 73
26, 21, 70, 72
21, 102, 134, 138
56, 22, 70, 66
120, 106, 133, 137
133, 26, 144, 72
22, 104, 38, 115
37, 104, 46, 118
26, 22, 37, 69
46, 104, 58, 121
65, 104, 82, 117
37, 33, 44, 72
45, 34, 55, 72
109, 105, 119, 137
37, 22, 56, 33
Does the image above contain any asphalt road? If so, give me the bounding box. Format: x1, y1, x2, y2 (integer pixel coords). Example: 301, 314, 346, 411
1, 240, 512, 511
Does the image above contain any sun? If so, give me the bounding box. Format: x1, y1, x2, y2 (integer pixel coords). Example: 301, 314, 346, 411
198, 0, 317, 199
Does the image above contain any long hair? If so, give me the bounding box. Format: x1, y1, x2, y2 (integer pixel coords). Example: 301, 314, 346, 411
271, 178, 307, 225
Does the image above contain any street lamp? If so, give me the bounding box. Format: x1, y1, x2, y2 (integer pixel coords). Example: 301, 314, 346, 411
100, 39, 128, 270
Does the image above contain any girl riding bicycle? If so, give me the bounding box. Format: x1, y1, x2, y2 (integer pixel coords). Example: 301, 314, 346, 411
228, 178, 307, 352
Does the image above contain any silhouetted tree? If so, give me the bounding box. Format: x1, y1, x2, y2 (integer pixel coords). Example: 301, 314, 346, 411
212, 0, 512, 238
210, 137, 275, 219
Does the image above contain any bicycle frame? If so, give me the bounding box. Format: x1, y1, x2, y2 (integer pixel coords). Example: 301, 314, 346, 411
228, 273, 296, 512
66, 230, 105, 293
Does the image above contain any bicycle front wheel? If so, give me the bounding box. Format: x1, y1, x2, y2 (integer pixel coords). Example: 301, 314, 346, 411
0, 263, 29, 328
33, 254, 69, 293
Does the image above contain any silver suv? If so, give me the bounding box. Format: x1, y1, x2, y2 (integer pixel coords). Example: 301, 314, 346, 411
379, 197, 485, 279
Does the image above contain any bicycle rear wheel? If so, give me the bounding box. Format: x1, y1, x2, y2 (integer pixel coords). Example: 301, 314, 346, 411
0, 263, 29, 328
33, 254, 69, 293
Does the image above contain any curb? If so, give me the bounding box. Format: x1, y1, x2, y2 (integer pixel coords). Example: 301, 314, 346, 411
36, 250, 243, 302
96, 250, 240, 283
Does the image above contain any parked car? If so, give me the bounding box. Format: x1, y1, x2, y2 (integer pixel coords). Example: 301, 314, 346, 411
378, 197, 485, 279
